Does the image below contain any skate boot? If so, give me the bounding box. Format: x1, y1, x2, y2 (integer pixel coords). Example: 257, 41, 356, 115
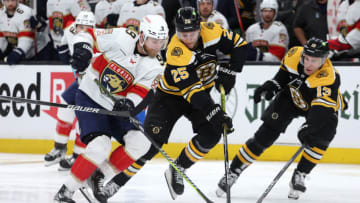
216, 169, 241, 197
58, 154, 78, 171
87, 169, 107, 203
288, 169, 307, 200
54, 184, 75, 203
103, 180, 121, 199
44, 147, 66, 166
164, 164, 185, 200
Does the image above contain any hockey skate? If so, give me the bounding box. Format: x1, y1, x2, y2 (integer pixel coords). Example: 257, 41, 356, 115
216, 169, 240, 197
44, 147, 66, 166
164, 164, 185, 200
103, 180, 121, 199
87, 169, 108, 203
54, 184, 75, 203
58, 155, 77, 171
288, 169, 307, 200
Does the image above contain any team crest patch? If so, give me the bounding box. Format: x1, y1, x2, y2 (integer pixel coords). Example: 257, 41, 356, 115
100, 61, 134, 94
287, 47, 297, 57
204, 22, 214, 29
279, 33, 287, 43
52, 11, 64, 35
316, 70, 328, 78
171, 47, 183, 56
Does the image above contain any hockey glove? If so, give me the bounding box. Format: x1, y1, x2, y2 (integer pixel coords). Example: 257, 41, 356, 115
328, 38, 351, 51
205, 104, 234, 134
113, 98, 135, 112
71, 42, 92, 73
106, 14, 119, 27
30, 14, 47, 32
57, 45, 70, 64
7, 48, 25, 65
246, 43, 264, 61
297, 123, 313, 146
215, 65, 236, 95
253, 80, 281, 103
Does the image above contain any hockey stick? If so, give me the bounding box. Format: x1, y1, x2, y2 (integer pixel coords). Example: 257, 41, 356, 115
233, 0, 245, 36
79, 187, 95, 203
220, 85, 231, 203
256, 145, 305, 203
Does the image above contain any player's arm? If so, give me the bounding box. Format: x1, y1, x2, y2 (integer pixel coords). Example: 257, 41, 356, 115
263, 24, 289, 61
0, 31, 7, 59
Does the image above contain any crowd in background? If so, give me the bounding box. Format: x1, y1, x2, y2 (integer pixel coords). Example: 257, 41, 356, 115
0, 0, 359, 65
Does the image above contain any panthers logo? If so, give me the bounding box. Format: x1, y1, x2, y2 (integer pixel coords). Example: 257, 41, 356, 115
52, 12, 64, 35
100, 61, 134, 94
171, 47, 183, 56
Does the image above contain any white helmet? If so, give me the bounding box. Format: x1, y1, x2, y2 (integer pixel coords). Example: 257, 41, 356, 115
75, 11, 95, 27
260, 0, 278, 21
140, 15, 169, 40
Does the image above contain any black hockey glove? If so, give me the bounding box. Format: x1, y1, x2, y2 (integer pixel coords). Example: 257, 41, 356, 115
57, 45, 70, 64
297, 122, 313, 146
30, 14, 47, 32
253, 80, 281, 103
246, 43, 264, 61
215, 65, 236, 95
71, 42, 92, 73
113, 98, 135, 112
106, 13, 119, 27
205, 104, 234, 134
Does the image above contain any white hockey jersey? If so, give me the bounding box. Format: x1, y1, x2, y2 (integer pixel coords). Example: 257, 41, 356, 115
94, 0, 130, 28
76, 28, 164, 110
343, 1, 360, 49
0, 4, 35, 59
245, 21, 289, 62
203, 10, 229, 30
47, 0, 90, 48
117, 0, 165, 33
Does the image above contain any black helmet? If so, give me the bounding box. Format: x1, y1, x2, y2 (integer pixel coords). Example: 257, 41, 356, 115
175, 7, 201, 32
303, 37, 329, 58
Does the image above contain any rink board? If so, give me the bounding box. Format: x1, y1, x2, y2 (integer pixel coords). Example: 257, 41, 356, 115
0, 64, 359, 164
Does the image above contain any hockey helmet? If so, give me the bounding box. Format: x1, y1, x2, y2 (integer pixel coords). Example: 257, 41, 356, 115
139, 14, 169, 49
175, 7, 201, 32
303, 37, 329, 58
75, 11, 95, 27
260, 0, 278, 21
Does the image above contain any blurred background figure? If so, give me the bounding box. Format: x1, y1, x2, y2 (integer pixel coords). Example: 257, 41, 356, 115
198, 0, 229, 29
95, 0, 130, 28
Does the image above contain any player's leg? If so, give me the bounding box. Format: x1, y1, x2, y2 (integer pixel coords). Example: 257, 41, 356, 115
216, 91, 302, 196
54, 90, 112, 202
288, 113, 338, 199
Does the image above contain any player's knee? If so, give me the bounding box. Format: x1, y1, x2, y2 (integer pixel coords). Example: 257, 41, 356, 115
123, 130, 151, 160
144, 119, 169, 144
84, 134, 112, 165
253, 123, 281, 149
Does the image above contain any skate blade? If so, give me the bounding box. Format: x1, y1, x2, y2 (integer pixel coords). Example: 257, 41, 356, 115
44, 159, 62, 167
58, 166, 71, 171
288, 188, 301, 200
215, 188, 225, 197
164, 169, 177, 200
79, 187, 97, 203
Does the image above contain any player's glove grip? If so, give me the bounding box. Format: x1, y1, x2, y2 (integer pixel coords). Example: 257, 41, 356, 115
215, 65, 236, 95
205, 104, 234, 134
113, 98, 135, 112
71, 42, 92, 73
253, 80, 281, 103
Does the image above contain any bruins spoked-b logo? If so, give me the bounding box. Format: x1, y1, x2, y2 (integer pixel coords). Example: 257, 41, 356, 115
100, 61, 134, 94
171, 47, 183, 56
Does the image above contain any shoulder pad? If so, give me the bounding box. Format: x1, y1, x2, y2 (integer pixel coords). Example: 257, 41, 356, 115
281, 46, 303, 74
305, 59, 336, 88
166, 35, 194, 66
200, 22, 223, 47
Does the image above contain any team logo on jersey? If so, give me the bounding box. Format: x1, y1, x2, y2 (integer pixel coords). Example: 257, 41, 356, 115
204, 22, 214, 29
279, 33, 287, 43
316, 70, 328, 78
100, 61, 134, 94
52, 12, 64, 35
23, 20, 31, 29
125, 19, 140, 33
171, 47, 183, 56
4, 32, 18, 46
287, 47, 297, 57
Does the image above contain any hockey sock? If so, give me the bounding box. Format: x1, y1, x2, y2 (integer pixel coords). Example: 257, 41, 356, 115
231, 143, 260, 173
71, 154, 98, 182
109, 146, 136, 171
176, 139, 210, 169
54, 120, 73, 144
73, 133, 86, 155
113, 158, 146, 186
297, 146, 326, 174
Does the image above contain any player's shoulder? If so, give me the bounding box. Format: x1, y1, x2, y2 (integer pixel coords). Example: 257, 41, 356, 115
200, 21, 223, 47
306, 59, 337, 88
166, 35, 195, 67
16, 4, 32, 16
281, 46, 303, 72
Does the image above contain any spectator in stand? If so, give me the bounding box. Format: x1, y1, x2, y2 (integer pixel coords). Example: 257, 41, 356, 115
276, 0, 304, 48
293, 0, 328, 45
117, 0, 165, 33
245, 0, 289, 62
0, 0, 50, 64
46, 0, 90, 60
95, 0, 130, 28
198, 0, 229, 29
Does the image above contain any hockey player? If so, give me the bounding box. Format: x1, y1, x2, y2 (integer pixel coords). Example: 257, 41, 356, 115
44, 11, 95, 171
245, 0, 289, 62
216, 37, 347, 200
46, 0, 90, 54
53, 14, 168, 203
94, 0, 130, 28
0, 0, 47, 64
117, 0, 165, 33
328, 0, 360, 51
197, 0, 229, 30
